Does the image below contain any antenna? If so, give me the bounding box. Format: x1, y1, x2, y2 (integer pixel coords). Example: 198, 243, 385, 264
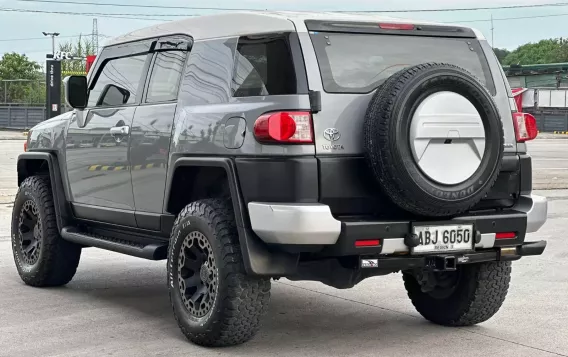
92, 18, 99, 54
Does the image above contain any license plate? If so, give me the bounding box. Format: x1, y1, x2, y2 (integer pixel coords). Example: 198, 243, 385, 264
412, 224, 474, 255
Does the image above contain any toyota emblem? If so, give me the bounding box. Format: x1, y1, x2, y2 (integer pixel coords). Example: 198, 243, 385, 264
323, 128, 341, 142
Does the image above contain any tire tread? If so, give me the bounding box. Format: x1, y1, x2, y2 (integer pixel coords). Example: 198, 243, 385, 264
403, 261, 511, 326
12, 176, 81, 287
168, 198, 270, 347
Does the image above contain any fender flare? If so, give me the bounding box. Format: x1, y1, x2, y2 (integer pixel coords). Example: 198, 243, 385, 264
17, 152, 73, 231
165, 157, 298, 277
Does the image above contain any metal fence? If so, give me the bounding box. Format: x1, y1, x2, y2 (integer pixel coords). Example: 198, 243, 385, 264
0, 105, 46, 129
528, 110, 568, 132
0, 79, 45, 105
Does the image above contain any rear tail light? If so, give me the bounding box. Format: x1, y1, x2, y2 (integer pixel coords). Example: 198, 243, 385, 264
496, 232, 516, 240
23, 141, 28, 152
512, 112, 538, 142
253, 111, 313, 144
379, 23, 415, 30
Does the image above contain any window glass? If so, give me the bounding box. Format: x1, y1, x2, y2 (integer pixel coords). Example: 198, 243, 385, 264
179, 38, 236, 105
232, 35, 297, 97
310, 32, 496, 95
146, 51, 186, 103
88, 54, 147, 107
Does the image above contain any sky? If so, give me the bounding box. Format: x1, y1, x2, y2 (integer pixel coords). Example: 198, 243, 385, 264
1, 0, 568, 66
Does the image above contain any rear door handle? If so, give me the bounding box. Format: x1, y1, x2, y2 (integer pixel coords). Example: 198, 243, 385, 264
110, 126, 130, 136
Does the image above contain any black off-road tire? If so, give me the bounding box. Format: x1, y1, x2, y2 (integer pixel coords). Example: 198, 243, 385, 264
403, 261, 511, 326
11, 176, 82, 287
364, 63, 504, 217
167, 198, 271, 347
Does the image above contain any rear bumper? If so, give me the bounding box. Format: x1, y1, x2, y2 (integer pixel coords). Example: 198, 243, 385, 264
248, 194, 548, 254
358, 240, 547, 271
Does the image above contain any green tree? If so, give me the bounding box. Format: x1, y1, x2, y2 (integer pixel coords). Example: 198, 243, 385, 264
493, 48, 510, 64
0, 53, 44, 103
502, 38, 568, 65
59, 36, 95, 74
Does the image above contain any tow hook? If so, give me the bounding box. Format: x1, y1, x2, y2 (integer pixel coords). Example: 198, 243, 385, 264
426, 256, 457, 272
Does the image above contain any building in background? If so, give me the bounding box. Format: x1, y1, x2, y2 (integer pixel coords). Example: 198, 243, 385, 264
505, 63, 568, 133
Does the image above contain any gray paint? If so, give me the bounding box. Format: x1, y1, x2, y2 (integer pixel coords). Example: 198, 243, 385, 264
130, 103, 176, 214
66, 107, 136, 210
224, 117, 246, 149
24, 13, 523, 230
480, 40, 517, 153
171, 38, 314, 158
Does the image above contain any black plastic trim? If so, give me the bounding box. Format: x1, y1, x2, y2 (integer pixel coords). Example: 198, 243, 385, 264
518, 240, 547, 256
17, 152, 72, 231
72, 203, 137, 227
519, 154, 533, 195
288, 31, 309, 95
235, 157, 319, 204
166, 156, 298, 276
305, 20, 477, 38
135, 211, 161, 231
318, 153, 522, 216
321, 209, 527, 256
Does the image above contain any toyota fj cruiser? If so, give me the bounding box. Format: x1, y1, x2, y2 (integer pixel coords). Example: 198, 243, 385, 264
13, 12, 548, 347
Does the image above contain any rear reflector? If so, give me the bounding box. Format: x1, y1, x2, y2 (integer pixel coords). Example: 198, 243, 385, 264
254, 111, 313, 143
379, 23, 415, 30
355, 239, 381, 247
496, 232, 516, 240
512, 112, 538, 142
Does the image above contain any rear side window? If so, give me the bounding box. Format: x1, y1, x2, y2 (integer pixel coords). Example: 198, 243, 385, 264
146, 51, 187, 103
310, 32, 496, 95
88, 55, 148, 107
232, 35, 297, 97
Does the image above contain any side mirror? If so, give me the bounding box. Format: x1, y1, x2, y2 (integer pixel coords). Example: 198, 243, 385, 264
64, 75, 88, 110
97, 84, 130, 107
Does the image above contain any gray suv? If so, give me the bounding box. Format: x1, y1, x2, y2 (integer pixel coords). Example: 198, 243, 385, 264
14, 12, 548, 347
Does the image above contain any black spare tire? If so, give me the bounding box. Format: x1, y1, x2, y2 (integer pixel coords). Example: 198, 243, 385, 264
364, 63, 504, 217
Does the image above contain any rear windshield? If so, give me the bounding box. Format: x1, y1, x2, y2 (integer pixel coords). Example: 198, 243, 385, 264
310, 32, 495, 95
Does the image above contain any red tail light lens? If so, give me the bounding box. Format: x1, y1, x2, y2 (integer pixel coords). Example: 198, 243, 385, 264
512, 112, 538, 142
355, 239, 381, 247
254, 111, 313, 143
23, 141, 28, 152
496, 232, 516, 240
379, 23, 415, 30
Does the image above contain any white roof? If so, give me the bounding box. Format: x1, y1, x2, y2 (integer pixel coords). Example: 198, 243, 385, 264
107, 11, 483, 46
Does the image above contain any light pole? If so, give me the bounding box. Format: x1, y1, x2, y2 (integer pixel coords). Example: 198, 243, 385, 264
42, 32, 60, 55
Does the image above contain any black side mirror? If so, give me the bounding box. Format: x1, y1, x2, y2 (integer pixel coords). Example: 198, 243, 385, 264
97, 84, 131, 107
64, 75, 88, 110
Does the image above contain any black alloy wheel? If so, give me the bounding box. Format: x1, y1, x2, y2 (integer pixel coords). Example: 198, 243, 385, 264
18, 200, 42, 265
177, 231, 219, 318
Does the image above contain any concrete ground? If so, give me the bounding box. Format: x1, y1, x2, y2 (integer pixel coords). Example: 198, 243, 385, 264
0, 134, 567, 356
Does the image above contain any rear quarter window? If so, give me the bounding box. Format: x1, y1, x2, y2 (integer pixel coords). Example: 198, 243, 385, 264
310, 32, 496, 95
232, 34, 298, 97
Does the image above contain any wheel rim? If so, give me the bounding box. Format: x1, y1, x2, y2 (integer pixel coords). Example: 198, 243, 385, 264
18, 200, 42, 265
177, 231, 218, 318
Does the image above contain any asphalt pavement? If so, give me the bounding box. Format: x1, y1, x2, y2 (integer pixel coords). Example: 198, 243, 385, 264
0, 134, 567, 356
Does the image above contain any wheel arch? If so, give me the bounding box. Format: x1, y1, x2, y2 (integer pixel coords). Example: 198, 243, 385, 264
165, 157, 298, 277
17, 152, 72, 231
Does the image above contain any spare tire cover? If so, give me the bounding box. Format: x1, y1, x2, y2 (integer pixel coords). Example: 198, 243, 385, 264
364, 63, 504, 217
